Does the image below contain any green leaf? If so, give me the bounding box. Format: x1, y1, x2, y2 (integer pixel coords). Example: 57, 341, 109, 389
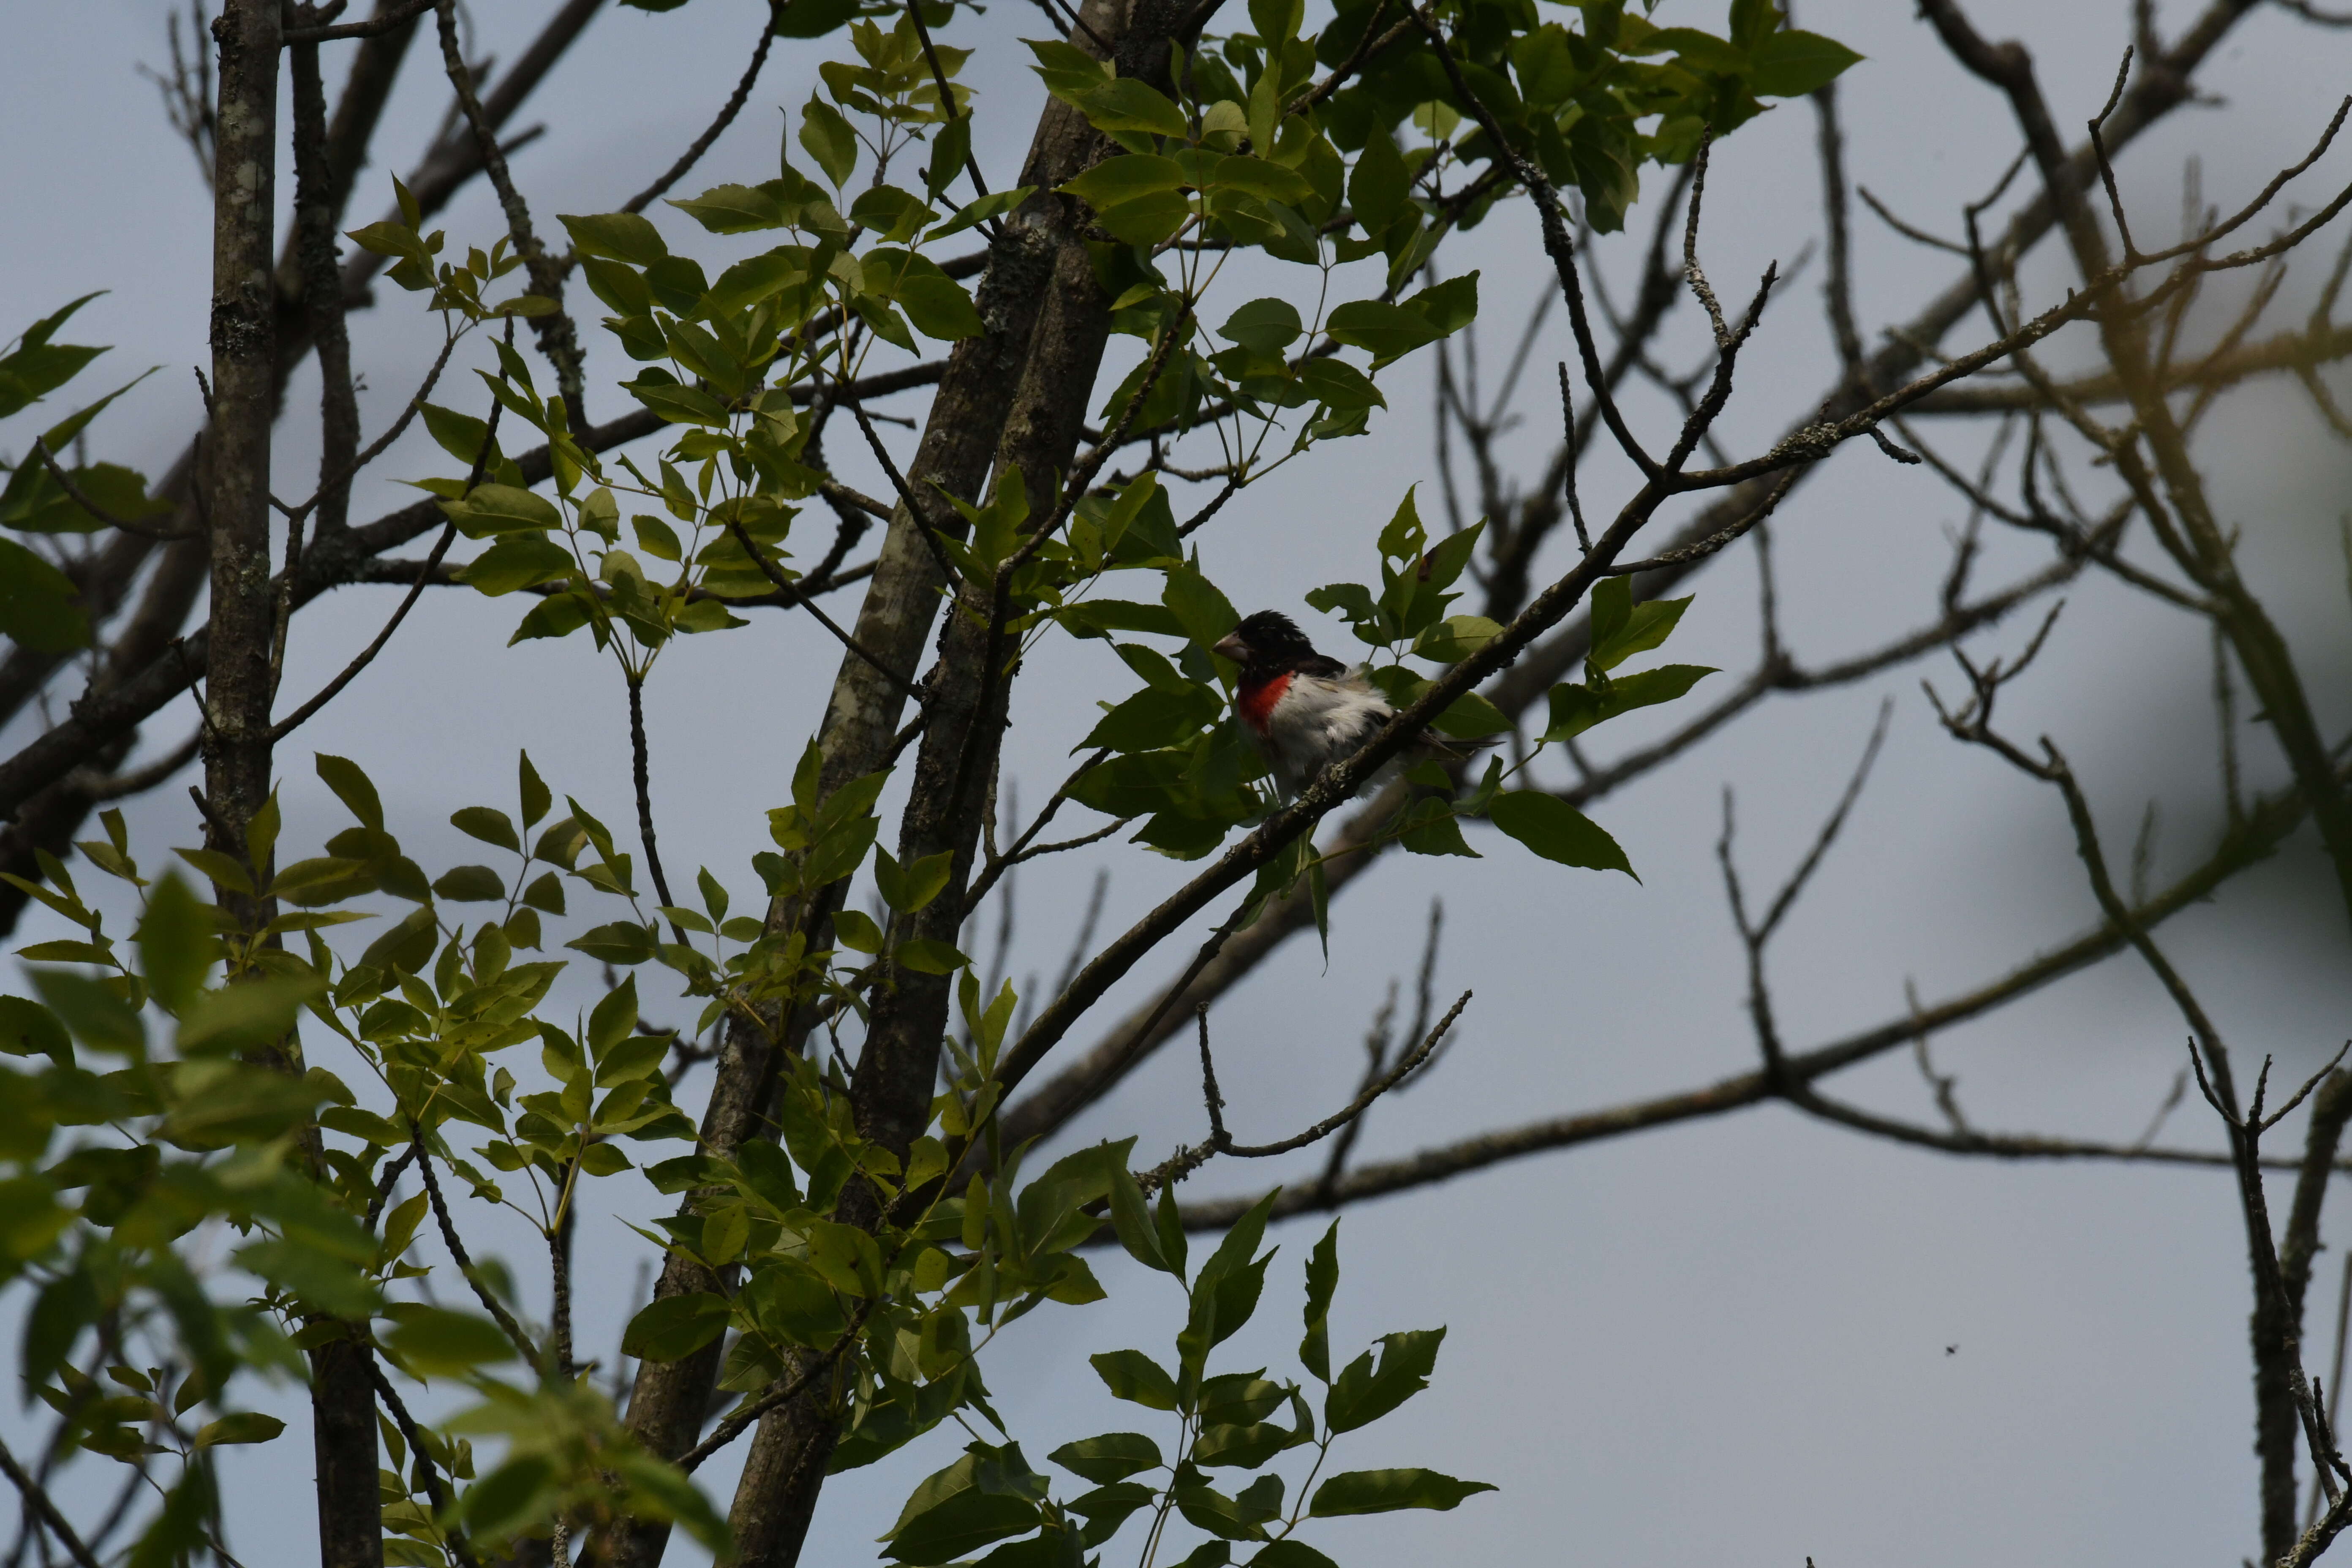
1431, 690, 1511, 740
360, 907, 439, 975
558, 211, 669, 267
884, 1447, 1048, 1566
519, 751, 552, 828
1108, 1161, 1171, 1274
431, 865, 506, 902
1056, 600, 1185, 639
1544, 664, 1715, 740
459, 534, 573, 595
1253, 1541, 1339, 1568
624, 377, 731, 427
1350, 128, 1410, 229
1078, 683, 1219, 754
382, 1307, 517, 1374
1486, 791, 1633, 878
926, 185, 1035, 241
1590, 592, 1693, 671
620, 1291, 731, 1361
441, 481, 561, 539
864, 249, 985, 340
1162, 567, 1238, 654
1090, 1349, 1179, 1411
800, 99, 860, 188
1048, 1432, 1162, 1484
1405, 271, 1479, 335
417, 401, 504, 471
1027, 37, 1111, 96
1325, 1327, 1443, 1433
1218, 297, 1302, 357
874, 849, 954, 913
460, 1456, 558, 1539
174, 846, 253, 896
849, 184, 937, 244
1307, 1467, 1496, 1516
895, 938, 970, 975
0, 996, 71, 1062
1412, 614, 1502, 663
194, 1412, 284, 1448
1173, 1475, 1276, 1540
137, 871, 212, 1014
1093, 190, 1193, 248
568, 921, 657, 965
315, 756, 385, 830
1078, 78, 1188, 139
1192, 1419, 1293, 1469
772, 0, 860, 36
450, 806, 522, 853
1325, 300, 1443, 369
1296, 358, 1385, 413
1210, 154, 1315, 207
0, 539, 88, 653
1750, 29, 1862, 96
887, 1490, 1040, 1565
1300, 1220, 1338, 1382
669, 182, 789, 233
832, 906, 883, 954
1062, 154, 1189, 211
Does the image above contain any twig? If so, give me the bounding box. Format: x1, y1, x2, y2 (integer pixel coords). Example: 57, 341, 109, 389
1143, 988, 1469, 1191
725, 518, 917, 695
900, 0, 999, 237
410, 1131, 540, 1367
366, 1360, 483, 1568
1406, 5, 1658, 479
27, 441, 193, 540
0, 1432, 102, 1568
433, 0, 586, 428
267, 395, 503, 742
1556, 362, 1589, 551
675, 1299, 877, 1473
65, 727, 204, 803
283, 0, 434, 41
626, 672, 682, 926
365, 1142, 419, 1230
621, 1, 779, 215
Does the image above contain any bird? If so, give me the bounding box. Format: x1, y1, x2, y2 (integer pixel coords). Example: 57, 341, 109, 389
1211, 610, 1488, 798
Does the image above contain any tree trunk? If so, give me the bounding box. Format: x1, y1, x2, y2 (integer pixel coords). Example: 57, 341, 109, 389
715, 3, 1188, 1563
207, 7, 384, 1566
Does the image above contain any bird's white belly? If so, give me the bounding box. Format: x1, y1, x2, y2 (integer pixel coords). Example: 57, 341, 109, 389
1261, 675, 1395, 795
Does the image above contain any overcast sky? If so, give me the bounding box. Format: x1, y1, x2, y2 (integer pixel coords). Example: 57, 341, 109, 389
7, 1, 2352, 1565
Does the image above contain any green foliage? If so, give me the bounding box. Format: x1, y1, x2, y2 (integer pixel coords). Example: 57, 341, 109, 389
2, 0, 1851, 1557
976, 1211, 1492, 1564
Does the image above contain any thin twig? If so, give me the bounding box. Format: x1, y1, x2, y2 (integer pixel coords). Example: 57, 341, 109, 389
366, 1360, 483, 1568
283, 0, 434, 41
0, 1431, 101, 1568
411, 1132, 540, 1367
675, 1299, 877, 1473
621, 1, 779, 215
267, 395, 503, 742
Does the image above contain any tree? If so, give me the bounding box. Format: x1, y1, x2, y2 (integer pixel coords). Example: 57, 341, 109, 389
2, 0, 2349, 1565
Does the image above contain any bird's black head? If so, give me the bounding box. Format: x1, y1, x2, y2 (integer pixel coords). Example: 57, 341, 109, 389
1214, 610, 1319, 673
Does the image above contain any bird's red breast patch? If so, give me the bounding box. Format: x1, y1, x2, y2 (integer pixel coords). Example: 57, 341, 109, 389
1236, 671, 1291, 735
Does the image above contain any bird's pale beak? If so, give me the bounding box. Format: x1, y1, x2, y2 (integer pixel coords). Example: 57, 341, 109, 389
1211, 631, 1247, 664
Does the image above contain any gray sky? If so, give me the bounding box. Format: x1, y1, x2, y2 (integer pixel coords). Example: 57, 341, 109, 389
6, 1, 2352, 1564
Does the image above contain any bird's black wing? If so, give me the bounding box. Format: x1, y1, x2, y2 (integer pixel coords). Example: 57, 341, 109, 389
1292, 653, 1350, 679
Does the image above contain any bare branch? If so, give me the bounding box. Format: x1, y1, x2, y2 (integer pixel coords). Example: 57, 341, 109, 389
620, 1, 779, 215
283, 0, 434, 41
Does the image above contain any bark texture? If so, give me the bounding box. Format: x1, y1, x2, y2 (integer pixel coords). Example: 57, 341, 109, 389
600, 11, 1135, 1561
207, 8, 383, 1565
718, 2, 1184, 1562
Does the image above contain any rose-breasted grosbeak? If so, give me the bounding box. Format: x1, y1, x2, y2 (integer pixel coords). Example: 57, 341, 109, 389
1212, 610, 1488, 798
